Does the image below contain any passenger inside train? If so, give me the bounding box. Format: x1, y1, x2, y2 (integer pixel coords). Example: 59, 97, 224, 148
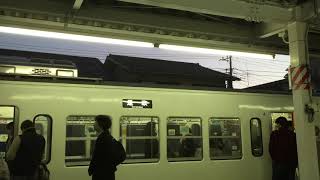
144, 121, 159, 159
179, 128, 196, 157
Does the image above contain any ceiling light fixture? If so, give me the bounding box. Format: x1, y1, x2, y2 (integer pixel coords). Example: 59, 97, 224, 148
0, 26, 154, 48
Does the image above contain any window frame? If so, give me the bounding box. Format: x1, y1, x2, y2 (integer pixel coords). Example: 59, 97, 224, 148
250, 118, 263, 157
33, 114, 53, 164
0, 105, 19, 134
119, 115, 160, 164
208, 117, 242, 160
166, 116, 203, 162
0, 105, 18, 158
65, 115, 99, 167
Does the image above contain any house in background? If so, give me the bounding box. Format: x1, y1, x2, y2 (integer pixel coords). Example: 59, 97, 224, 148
247, 79, 289, 92
104, 54, 240, 88
0, 49, 240, 88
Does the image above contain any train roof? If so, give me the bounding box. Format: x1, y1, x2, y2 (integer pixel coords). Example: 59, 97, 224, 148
106, 54, 240, 81
0, 48, 106, 79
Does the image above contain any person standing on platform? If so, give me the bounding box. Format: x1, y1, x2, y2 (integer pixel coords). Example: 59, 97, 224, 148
88, 115, 116, 180
5, 122, 14, 176
6, 120, 45, 180
269, 117, 298, 180
5, 122, 14, 154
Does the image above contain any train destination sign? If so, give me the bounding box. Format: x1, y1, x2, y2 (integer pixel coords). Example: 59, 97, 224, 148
122, 99, 152, 109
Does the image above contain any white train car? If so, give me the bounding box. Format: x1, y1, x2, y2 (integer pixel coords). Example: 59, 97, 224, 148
0, 74, 313, 180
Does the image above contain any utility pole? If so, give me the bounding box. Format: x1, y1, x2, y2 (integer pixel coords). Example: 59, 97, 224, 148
220, 56, 233, 89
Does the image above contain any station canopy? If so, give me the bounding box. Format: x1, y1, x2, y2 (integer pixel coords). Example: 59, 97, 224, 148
0, 0, 319, 56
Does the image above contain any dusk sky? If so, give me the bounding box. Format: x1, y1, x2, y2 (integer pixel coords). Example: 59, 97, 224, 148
0, 32, 290, 89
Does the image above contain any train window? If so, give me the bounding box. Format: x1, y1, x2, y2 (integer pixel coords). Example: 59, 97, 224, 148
167, 117, 202, 162
65, 115, 98, 166
120, 116, 159, 163
209, 118, 242, 160
33, 115, 52, 164
0, 106, 16, 158
250, 118, 263, 157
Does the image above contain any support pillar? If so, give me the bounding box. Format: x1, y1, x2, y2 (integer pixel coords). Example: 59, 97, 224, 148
288, 21, 319, 180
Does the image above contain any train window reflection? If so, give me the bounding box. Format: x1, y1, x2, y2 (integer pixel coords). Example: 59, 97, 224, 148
120, 116, 159, 163
65, 115, 97, 166
167, 117, 202, 162
209, 118, 242, 160
34, 115, 52, 164
0, 106, 16, 158
250, 118, 263, 157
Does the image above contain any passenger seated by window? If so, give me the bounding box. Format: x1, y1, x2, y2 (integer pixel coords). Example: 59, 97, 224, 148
167, 139, 180, 158
221, 139, 232, 156
210, 124, 233, 158
210, 124, 224, 156
144, 122, 159, 158
167, 125, 181, 158
179, 128, 196, 157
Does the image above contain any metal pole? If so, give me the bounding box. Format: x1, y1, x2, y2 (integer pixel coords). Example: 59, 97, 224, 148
220, 56, 233, 89
229, 56, 233, 89
288, 21, 319, 180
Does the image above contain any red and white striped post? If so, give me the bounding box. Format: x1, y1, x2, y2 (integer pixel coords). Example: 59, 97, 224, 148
289, 65, 311, 90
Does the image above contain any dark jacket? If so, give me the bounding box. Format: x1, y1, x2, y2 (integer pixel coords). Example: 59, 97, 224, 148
89, 131, 116, 178
5, 136, 14, 173
269, 128, 298, 166
179, 135, 196, 157
12, 128, 45, 176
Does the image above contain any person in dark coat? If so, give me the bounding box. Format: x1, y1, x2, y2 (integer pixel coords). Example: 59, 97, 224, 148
269, 117, 298, 180
6, 120, 45, 180
5, 122, 14, 175
89, 115, 116, 180
5, 122, 14, 154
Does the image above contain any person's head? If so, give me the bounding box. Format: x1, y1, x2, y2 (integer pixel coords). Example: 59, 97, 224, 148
94, 115, 112, 133
6, 122, 14, 136
20, 120, 35, 132
275, 117, 289, 129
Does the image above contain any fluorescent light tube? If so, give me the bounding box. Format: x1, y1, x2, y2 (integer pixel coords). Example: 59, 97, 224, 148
0, 26, 154, 48
159, 44, 274, 60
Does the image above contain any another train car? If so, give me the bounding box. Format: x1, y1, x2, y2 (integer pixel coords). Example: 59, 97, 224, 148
0, 75, 311, 180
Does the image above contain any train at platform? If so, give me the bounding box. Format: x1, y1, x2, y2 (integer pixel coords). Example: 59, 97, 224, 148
0, 53, 318, 180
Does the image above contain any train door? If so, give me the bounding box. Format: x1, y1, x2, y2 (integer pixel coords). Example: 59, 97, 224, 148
33, 114, 53, 164
239, 108, 270, 180
239, 108, 265, 158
